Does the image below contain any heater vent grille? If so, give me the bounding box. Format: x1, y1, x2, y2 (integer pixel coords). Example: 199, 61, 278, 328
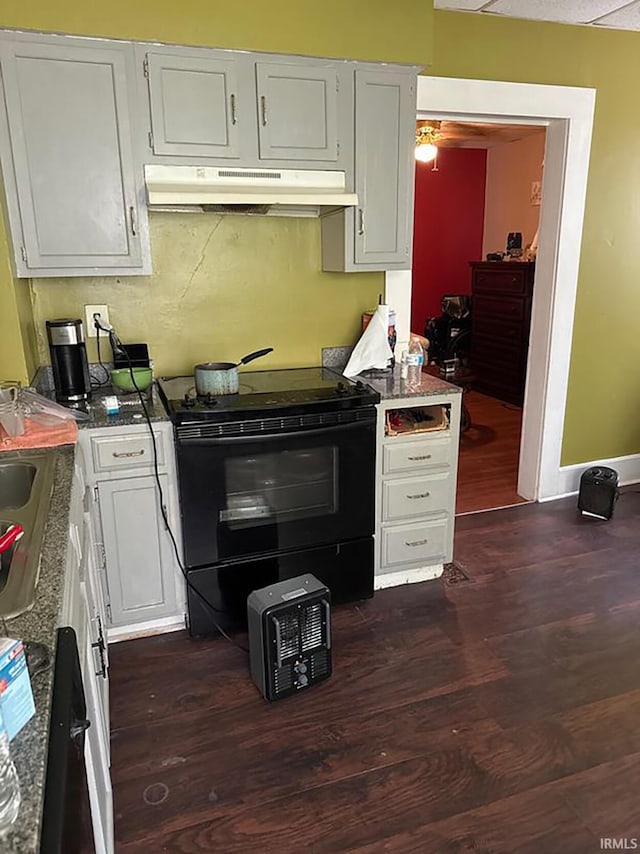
301, 603, 323, 651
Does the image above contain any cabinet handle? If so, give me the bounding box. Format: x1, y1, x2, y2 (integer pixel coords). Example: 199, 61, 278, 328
405, 538, 428, 547
112, 449, 145, 458
92, 630, 107, 679
358, 208, 365, 235
260, 95, 268, 126
407, 492, 430, 500
408, 454, 431, 461
129, 205, 137, 237
230, 93, 237, 125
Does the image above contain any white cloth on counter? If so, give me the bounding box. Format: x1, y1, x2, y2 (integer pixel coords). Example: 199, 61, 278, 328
343, 304, 393, 378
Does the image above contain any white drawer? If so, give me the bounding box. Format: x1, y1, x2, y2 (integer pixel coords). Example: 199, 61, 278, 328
383, 436, 452, 475
381, 518, 447, 568
382, 471, 452, 522
90, 431, 165, 473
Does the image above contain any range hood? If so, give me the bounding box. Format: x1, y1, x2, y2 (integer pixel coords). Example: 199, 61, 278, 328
144, 165, 358, 215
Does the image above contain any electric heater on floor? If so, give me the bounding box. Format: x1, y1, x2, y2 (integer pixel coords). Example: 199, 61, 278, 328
247, 574, 332, 701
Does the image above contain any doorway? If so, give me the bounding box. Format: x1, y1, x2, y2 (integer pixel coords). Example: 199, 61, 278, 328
385, 76, 596, 504
411, 120, 546, 514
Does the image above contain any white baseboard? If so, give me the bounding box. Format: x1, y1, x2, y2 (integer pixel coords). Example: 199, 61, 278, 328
375, 563, 443, 590
551, 453, 640, 500
107, 613, 186, 644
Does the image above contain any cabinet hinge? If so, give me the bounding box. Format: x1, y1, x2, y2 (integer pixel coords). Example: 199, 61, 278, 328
148, 131, 154, 150
336, 77, 340, 92
143, 57, 149, 78
106, 602, 112, 623
94, 486, 99, 501
20, 246, 27, 263
337, 141, 340, 155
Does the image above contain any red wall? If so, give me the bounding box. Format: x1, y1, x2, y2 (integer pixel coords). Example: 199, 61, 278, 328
411, 147, 487, 334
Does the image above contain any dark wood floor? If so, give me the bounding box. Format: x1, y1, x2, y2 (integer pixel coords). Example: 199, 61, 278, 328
110, 490, 640, 852
456, 390, 527, 515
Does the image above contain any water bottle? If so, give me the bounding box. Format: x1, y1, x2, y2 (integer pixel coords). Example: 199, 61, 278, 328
406, 337, 425, 389
0, 706, 20, 832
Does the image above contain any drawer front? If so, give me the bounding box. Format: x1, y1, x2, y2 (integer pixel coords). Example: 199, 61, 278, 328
382, 518, 447, 567
473, 293, 525, 322
90, 431, 166, 472
383, 436, 452, 475
472, 267, 530, 295
472, 314, 524, 347
383, 471, 452, 522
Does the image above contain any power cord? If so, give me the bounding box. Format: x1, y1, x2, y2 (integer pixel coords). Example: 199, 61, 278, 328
93, 319, 249, 655
90, 316, 111, 388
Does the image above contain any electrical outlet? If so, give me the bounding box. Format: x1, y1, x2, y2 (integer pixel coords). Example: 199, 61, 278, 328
84, 304, 110, 338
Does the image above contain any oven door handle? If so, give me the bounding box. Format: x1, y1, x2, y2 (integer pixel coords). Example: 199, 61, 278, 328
178, 419, 375, 445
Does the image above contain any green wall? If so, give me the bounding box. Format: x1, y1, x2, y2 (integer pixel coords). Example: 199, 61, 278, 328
0, 0, 433, 64
430, 11, 640, 465
30, 214, 380, 375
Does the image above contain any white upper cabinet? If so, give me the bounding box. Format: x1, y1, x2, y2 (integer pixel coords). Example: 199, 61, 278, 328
139, 46, 350, 169
0, 35, 149, 277
321, 67, 418, 272
255, 62, 339, 162
146, 52, 245, 158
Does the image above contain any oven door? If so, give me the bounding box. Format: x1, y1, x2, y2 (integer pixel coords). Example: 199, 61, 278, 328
176, 410, 377, 567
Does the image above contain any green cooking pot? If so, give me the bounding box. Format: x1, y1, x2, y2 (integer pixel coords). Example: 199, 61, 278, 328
110, 367, 153, 393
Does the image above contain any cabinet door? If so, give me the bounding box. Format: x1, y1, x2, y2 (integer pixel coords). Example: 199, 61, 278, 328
82, 512, 110, 755
83, 631, 114, 854
97, 475, 178, 627
354, 69, 416, 266
256, 62, 339, 161
146, 52, 243, 158
0, 38, 144, 275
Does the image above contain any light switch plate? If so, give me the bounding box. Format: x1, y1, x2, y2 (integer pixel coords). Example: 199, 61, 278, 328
84, 304, 110, 338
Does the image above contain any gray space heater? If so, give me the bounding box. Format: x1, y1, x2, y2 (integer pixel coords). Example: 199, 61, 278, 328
247, 574, 332, 701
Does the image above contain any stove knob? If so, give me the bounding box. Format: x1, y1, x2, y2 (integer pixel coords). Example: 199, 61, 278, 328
205, 394, 218, 406
335, 382, 348, 395
355, 381, 366, 391
183, 395, 195, 408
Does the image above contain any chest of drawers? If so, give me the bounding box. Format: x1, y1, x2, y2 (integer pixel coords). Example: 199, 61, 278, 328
469, 261, 535, 406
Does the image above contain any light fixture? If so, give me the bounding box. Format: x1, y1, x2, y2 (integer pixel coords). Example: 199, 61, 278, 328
415, 120, 441, 164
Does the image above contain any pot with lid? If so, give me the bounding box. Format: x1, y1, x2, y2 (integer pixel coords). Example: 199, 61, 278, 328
194, 348, 273, 396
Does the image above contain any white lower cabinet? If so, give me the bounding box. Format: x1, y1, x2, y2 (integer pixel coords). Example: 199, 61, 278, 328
78, 422, 185, 640
375, 392, 462, 587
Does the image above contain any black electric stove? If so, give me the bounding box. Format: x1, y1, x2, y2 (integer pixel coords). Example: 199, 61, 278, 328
158, 366, 380, 636
157, 367, 379, 424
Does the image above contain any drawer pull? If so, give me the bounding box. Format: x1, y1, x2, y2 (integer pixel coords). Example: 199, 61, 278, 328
408, 454, 431, 461
407, 492, 430, 500
406, 538, 428, 547
112, 449, 145, 459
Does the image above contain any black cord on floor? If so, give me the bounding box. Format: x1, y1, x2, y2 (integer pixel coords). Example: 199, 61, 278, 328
115, 341, 248, 655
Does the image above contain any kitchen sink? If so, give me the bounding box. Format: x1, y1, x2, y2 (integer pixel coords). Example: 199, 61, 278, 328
0, 455, 55, 619
0, 462, 37, 511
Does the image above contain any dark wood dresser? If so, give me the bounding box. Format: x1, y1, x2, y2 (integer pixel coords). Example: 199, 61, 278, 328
469, 261, 535, 406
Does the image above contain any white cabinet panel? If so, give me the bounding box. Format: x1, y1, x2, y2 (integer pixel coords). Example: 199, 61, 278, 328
97, 475, 178, 626
256, 62, 339, 161
382, 471, 453, 522
147, 52, 243, 158
381, 518, 448, 568
0, 37, 147, 276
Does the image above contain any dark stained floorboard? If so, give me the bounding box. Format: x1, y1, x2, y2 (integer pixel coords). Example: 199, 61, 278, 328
109, 490, 640, 852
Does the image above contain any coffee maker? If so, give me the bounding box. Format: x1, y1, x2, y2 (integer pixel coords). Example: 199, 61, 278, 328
46, 319, 91, 403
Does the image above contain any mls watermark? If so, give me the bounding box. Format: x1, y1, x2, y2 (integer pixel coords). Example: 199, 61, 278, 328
600, 841, 638, 850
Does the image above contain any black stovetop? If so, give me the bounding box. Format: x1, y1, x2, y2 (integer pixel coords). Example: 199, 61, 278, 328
157, 367, 379, 424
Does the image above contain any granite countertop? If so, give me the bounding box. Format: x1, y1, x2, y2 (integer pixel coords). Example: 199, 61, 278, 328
77, 383, 169, 428
0, 444, 75, 853
353, 365, 462, 400
37, 383, 169, 429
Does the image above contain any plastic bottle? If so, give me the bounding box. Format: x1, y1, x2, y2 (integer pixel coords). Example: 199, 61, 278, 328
406, 337, 424, 389
0, 706, 20, 832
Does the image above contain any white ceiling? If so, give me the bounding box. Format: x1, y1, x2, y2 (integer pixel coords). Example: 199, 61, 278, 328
434, 0, 640, 31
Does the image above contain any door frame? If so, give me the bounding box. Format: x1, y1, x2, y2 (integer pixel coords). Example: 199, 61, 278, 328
386, 76, 596, 502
